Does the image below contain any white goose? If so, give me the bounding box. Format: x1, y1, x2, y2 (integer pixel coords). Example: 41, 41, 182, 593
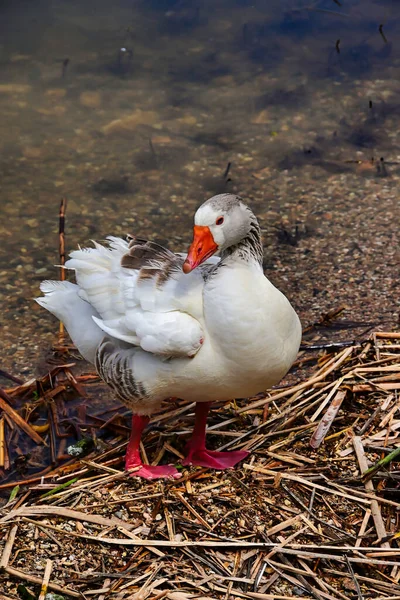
37, 194, 301, 479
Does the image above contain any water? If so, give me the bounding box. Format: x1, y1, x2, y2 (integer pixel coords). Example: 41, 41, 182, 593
1, 0, 400, 379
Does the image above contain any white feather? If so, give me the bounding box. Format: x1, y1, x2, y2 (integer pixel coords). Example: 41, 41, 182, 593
36, 280, 105, 362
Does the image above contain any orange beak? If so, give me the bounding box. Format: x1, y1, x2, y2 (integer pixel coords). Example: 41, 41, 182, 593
183, 226, 218, 274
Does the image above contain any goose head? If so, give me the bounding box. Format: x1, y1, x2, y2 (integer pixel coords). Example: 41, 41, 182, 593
183, 194, 255, 274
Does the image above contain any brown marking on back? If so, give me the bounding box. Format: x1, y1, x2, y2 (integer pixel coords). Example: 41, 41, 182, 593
123, 238, 176, 268
121, 245, 161, 270
122, 236, 184, 287
137, 267, 163, 282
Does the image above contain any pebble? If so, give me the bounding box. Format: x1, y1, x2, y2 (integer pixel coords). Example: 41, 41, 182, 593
177, 115, 197, 126
251, 109, 270, 124
10, 54, 31, 62
103, 110, 158, 135
80, 91, 101, 108
22, 147, 42, 159
0, 83, 31, 94
37, 105, 66, 116
45, 88, 66, 99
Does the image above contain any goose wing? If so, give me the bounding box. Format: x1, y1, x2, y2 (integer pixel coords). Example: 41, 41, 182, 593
65, 236, 217, 358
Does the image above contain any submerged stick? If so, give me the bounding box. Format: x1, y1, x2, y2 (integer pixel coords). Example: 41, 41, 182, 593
0, 389, 44, 445
58, 198, 67, 344
0, 369, 23, 385
379, 24, 388, 44
61, 58, 70, 79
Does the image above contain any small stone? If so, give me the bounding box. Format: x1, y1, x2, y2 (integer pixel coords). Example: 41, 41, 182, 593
0, 83, 31, 94
37, 106, 66, 116
22, 147, 42, 159
214, 19, 233, 32
80, 91, 101, 108
67, 444, 84, 457
103, 110, 158, 135
10, 54, 31, 62
177, 115, 197, 126
251, 109, 270, 124
152, 135, 172, 144
213, 74, 234, 86
45, 88, 66, 99
188, 46, 204, 54
253, 166, 271, 180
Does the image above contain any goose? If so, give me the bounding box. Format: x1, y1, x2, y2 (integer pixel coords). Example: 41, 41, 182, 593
36, 193, 301, 479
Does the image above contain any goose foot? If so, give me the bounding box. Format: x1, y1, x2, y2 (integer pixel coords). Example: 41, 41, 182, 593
182, 448, 249, 470
125, 414, 181, 479
126, 462, 181, 480
183, 401, 249, 470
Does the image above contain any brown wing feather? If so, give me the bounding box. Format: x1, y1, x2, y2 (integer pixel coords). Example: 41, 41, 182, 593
121, 236, 184, 287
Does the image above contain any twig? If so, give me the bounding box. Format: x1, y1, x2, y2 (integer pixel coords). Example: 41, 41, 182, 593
362, 446, 400, 482
310, 390, 347, 448
0, 505, 137, 531
2, 521, 398, 557
0, 369, 24, 384
355, 509, 371, 548
244, 464, 370, 504
59, 197, 67, 344
4, 565, 79, 598
357, 405, 382, 435
352, 436, 390, 547
174, 491, 212, 530
237, 347, 353, 413
117, 526, 165, 558
0, 388, 44, 444
300, 340, 356, 351
345, 555, 363, 600
379, 24, 388, 44
0, 417, 4, 467
0, 524, 18, 568
38, 559, 53, 600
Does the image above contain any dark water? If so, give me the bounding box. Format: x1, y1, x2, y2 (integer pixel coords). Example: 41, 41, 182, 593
1, 0, 400, 377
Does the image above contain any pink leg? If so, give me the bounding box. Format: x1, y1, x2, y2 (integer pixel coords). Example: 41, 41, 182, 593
182, 402, 249, 470
125, 415, 181, 480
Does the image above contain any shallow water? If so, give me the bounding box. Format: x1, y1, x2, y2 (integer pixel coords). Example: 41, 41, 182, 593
1, 0, 400, 378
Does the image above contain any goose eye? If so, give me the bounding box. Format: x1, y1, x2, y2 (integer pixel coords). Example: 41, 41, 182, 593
216, 216, 224, 225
